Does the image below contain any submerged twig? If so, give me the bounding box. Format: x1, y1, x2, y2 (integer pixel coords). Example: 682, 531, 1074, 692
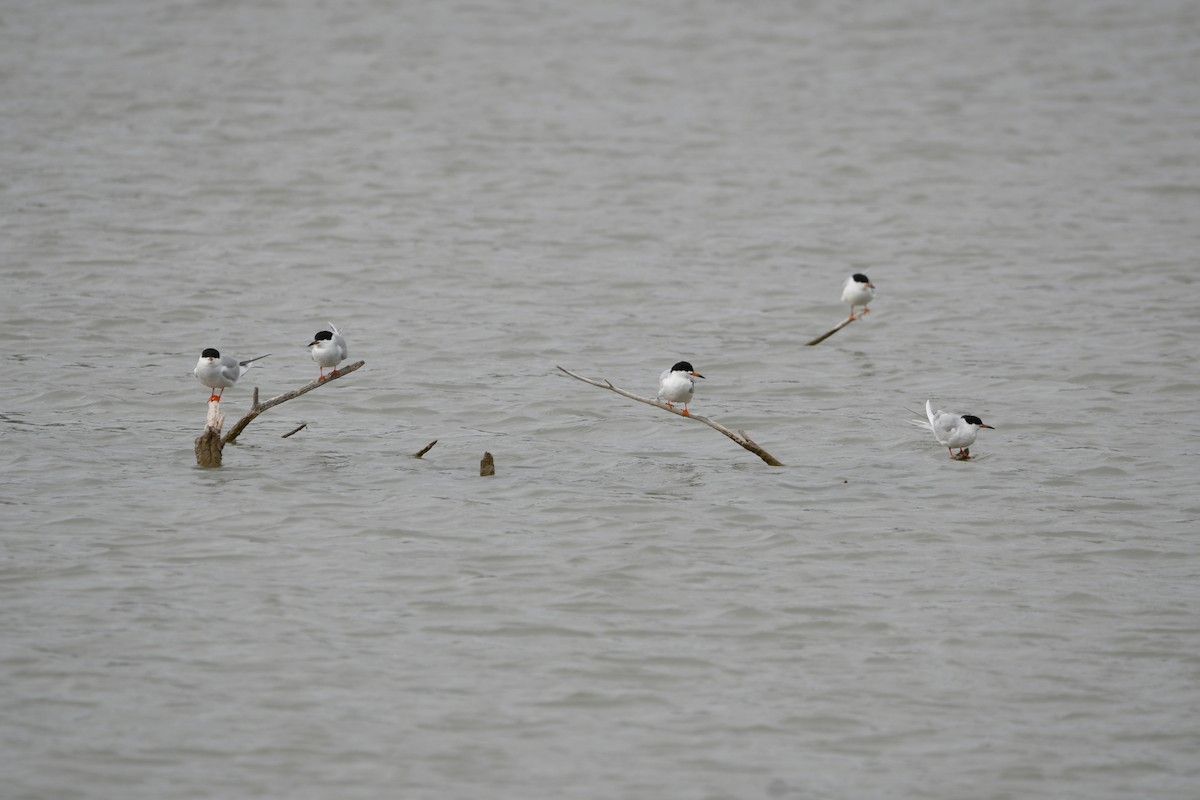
223, 360, 365, 445
806, 313, 861, 346
556, 365, 783, 466
413, 439, 438, 459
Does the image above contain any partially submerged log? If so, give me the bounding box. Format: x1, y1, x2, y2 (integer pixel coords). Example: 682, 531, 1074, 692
480, 451, 495, 476
194, 360, 365, 466
556, 365, 783, 466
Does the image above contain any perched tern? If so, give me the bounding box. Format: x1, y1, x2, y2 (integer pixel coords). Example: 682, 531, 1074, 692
307, 322, 348, 382
657, 361, 705, 416
194, 349, 270, 402
913, 399, 995, 458
841, 273, 875, 320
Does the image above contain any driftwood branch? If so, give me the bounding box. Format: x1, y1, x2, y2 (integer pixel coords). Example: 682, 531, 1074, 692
556, 365, 783, 466
223, 360, 365, 445
413, 440, 438, 458
194, 360, 365, 466
281, 423, 308, 439
806, 313, 862, 346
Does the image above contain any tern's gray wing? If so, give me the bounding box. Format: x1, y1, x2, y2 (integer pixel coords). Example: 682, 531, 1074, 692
926, 402, 962, 446
932, 414, 959, 444
219, 355, 244, 382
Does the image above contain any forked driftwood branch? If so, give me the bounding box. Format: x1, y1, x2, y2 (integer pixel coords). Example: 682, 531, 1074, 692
194, 360, 366, 467
224, 360, 365, 445
806, 313, 862, 346
556, 365, 783, 466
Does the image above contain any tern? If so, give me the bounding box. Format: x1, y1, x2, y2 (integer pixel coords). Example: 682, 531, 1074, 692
841, 273, 875, 320
194, 349, 270, 403
657, 361, 705, 416
307, 323, 348, 382
913, 399, 995, 458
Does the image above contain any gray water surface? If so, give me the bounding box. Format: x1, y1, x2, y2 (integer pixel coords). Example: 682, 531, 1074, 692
3, 1, 1199, 798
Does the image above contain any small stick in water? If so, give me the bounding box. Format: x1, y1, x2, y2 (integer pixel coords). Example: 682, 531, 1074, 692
806, 314, 860, 346
281, 422, 308, 439
413, 440, 439, 458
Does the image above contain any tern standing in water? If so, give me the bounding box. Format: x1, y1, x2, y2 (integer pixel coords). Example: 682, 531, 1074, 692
914, 399, 995, 458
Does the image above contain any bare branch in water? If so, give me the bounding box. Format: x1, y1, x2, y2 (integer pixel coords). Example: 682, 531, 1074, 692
555, 365, 783, 467
806, 313, 863, 346
193, 360, 365, 466
223, 360, 366, 445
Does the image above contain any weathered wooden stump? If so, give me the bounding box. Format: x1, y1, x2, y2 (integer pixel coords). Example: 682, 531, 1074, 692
194, 401, 225, 468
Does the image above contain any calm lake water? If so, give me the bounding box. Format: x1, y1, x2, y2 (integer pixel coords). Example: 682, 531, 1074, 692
3, 0, 1199, 798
